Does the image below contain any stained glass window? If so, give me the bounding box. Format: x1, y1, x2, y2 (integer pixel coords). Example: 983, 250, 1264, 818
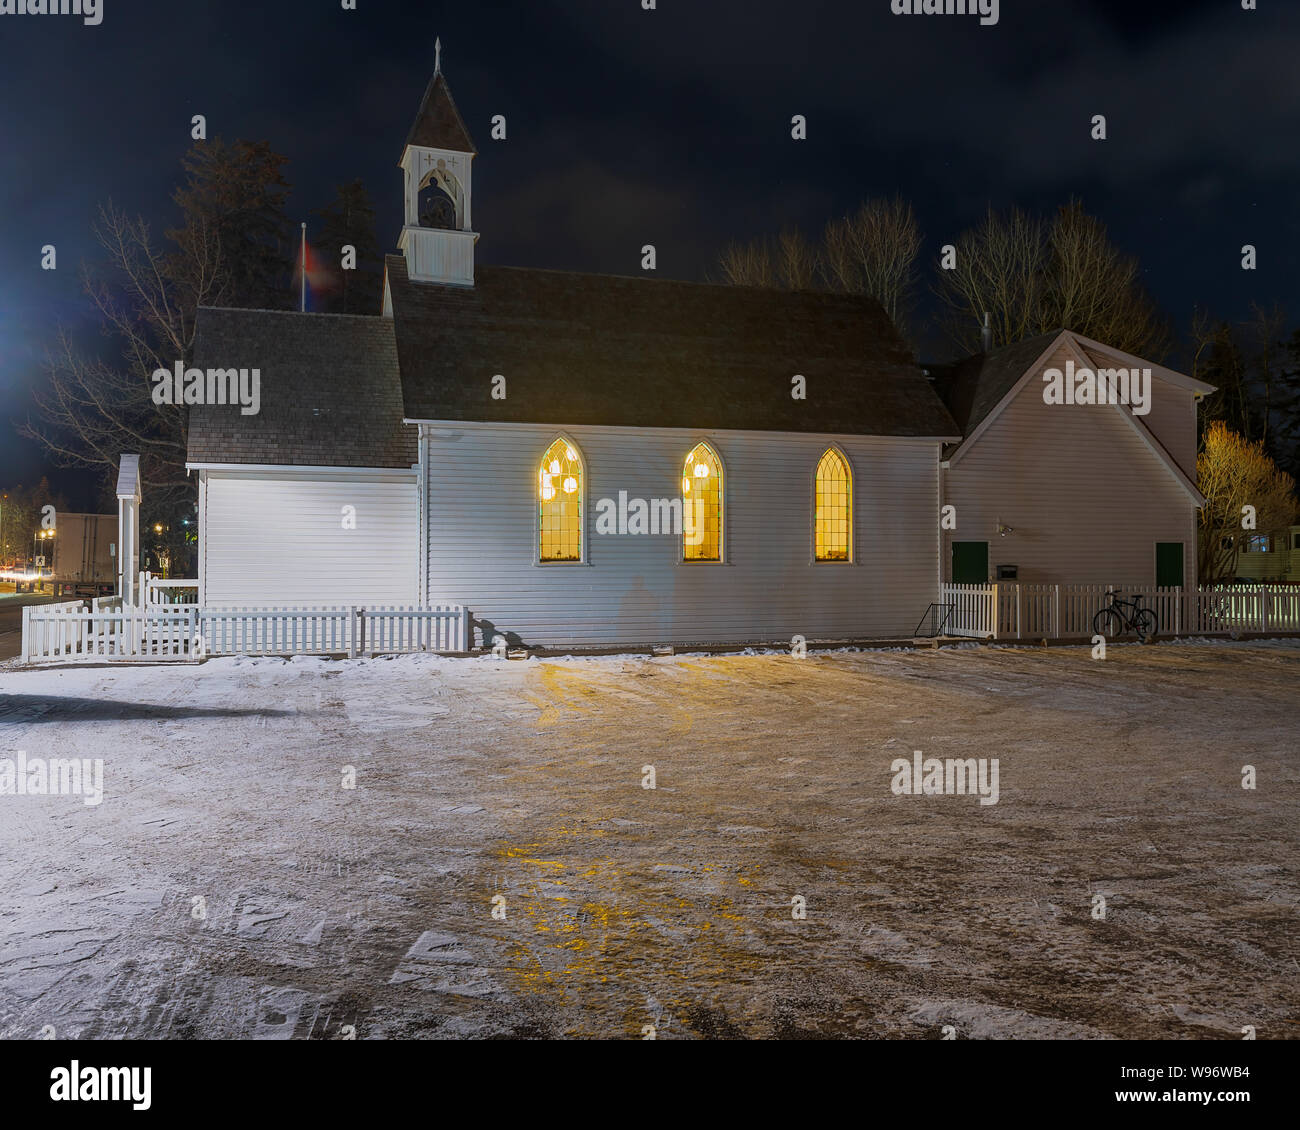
682, 442, 722, 562
815, 447, 852, 562
538, 438, 583, 562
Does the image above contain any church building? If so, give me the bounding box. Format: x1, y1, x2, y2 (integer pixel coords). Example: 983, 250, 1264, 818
186, 54, 1211, 648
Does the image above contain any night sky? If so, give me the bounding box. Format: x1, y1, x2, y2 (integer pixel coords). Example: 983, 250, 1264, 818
1, 0, 1296, 505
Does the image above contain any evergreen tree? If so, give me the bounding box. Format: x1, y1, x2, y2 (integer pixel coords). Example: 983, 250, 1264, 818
312, 179, 384, 314
169, 138, 294, 311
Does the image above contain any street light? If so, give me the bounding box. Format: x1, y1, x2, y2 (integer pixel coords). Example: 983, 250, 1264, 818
31, 528, 54, 589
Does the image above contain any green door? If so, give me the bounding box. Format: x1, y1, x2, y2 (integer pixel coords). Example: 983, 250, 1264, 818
951, 541, 989, 584
1156, 542, 1184, 587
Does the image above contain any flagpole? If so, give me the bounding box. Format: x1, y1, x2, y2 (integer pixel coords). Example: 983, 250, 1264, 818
300, 222, 307, 312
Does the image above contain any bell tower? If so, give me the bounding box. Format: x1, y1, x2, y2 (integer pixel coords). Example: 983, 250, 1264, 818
397, 39, 478, 286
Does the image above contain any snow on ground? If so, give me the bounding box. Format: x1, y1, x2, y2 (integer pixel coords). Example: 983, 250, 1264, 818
0, 640, 1297, 1039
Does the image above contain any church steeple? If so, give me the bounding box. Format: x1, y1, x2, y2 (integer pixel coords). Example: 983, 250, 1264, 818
396, 39, 478, 287
405, 42, 477, 154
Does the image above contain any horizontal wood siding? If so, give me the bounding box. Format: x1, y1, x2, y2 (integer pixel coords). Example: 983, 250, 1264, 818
943, 345, 1196, 587
203, 471, 418, 608
424, 423, 941, 646
1078, 344, 1198, 479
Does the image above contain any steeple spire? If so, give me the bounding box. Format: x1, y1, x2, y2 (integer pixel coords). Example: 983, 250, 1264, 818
404, 45, 477, 153
396, 42, 479, 287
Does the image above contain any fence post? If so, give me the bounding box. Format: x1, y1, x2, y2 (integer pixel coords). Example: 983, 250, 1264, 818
461, 607, 471, 652
1261, 588, 1270, 634
358, 607, 367, 658
1015, 583, 1023, 640
1052, 585, 1062, 639
21, 605, 31, 663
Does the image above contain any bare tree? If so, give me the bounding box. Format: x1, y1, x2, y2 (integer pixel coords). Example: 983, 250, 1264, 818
1189, 305, 1218, 385
1197, 421, 1297, 584
933, 206, 1048, 352
776, 227, 818, 291
717, 237, 776, 288
717, 227, 817, 291
821, 196, 922, 326
935, 201, 1170, 358
1243, 300, 1287, 447
21, 203, 229, 511
1046, 202, 1169, 357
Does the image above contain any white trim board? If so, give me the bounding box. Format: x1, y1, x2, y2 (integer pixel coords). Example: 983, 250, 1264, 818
1068, 331, 1216, 396
186, 463, 418, 479
405, 418, 964, 444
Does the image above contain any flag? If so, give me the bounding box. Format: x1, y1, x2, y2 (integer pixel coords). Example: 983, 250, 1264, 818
293, 225, 340, 311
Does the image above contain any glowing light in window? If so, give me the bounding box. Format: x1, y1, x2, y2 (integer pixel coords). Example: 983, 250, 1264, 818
815, 447, 852, 562
683, 442, 722, 562
539, 438, 582, 561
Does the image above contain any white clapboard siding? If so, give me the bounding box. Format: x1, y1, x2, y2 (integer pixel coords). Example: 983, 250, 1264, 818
201, 470, 418, 608
1076, 344, 1198, 481
943, 344, 1199, 588
423, 422, 943, 646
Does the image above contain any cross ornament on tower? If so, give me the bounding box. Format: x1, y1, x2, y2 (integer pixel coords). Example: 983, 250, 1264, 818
435, 37, 442, 74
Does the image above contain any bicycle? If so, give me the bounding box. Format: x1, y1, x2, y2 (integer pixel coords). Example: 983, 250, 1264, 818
1092, 590, 1158, 643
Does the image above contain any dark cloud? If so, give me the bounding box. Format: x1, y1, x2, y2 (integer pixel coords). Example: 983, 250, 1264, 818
0, 0, 1295, 494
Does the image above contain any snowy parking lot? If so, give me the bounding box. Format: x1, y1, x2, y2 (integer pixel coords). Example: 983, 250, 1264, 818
1, 640, 1297, 1040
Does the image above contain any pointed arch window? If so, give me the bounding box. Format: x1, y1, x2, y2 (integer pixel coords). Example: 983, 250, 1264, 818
815, 447, 852, 562
682, 442, 723, 562
538, 438, 583, 562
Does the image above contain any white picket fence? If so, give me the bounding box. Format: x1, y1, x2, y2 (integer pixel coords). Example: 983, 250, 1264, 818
199, 606, 355, 657
939, 582, 1300, 640
360, 605, 470, 655
145, 577, 199, 606
20, 602, 470, 665
21, 606, 199, 663
938, 583, 998, 637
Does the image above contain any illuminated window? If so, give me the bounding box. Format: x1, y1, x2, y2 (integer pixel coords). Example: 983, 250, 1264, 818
815, 447, 852, 562
538, 437, 582, 562
682, 442, 722, 562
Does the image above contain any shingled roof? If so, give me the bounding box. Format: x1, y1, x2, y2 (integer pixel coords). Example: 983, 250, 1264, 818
405, 71, 476, 153
187, 308, 416, 469
929, 331, 1065, 451
386, 256, 960, 438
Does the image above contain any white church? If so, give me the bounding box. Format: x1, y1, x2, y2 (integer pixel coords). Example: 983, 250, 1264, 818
185, 55, 1211, 649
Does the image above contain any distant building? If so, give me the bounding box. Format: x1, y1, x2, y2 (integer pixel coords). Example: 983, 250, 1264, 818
1233, 525, 1300, 583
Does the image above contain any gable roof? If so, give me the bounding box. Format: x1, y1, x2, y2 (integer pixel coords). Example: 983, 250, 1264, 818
386, 256, 961, 438
186, 308, 416, 469
405, 71, 476, 153
929, 331, 1066, 443
1054, 334, 1205, 506
933, 329, 1207, 505
1069, 331, 1216, 396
